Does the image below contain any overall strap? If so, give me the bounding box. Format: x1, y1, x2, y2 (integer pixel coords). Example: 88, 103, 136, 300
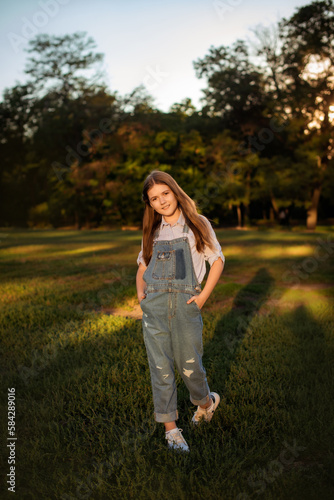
153, 227, 160, 240
183, 223, 189, 234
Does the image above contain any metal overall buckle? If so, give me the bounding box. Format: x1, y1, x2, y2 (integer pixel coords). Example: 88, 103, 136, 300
157, 251, 171, 260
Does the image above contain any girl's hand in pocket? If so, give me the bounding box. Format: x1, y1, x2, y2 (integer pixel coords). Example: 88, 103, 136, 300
186, 293, 205, 310
139, 293, 146, 304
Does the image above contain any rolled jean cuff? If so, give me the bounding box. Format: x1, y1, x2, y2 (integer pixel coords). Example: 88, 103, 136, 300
154, 410, 179, 423
190, 393, 210, 406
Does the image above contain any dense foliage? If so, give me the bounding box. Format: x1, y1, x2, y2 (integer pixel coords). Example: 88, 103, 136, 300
1, 1, 333, 230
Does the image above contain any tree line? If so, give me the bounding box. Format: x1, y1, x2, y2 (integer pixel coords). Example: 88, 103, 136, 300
1, 0, 333, 230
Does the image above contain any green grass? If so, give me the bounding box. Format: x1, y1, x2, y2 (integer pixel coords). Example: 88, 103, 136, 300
0, 226, 333, 500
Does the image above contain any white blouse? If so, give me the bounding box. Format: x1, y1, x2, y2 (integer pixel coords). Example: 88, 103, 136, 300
137, 209, 225, 284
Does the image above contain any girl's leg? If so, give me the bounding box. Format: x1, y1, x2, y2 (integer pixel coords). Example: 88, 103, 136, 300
141, 293, 179, 423
143, 330, 178, 423
171, 292, 211, 406
164, 421, 177, 432
200, 398, 213, 409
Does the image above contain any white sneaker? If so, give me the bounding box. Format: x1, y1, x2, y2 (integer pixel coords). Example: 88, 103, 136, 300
165, 428, 189, 452
191, 392, 220, 426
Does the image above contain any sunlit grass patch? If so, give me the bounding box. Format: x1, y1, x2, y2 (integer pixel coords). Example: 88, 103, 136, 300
260, 244, 317, 258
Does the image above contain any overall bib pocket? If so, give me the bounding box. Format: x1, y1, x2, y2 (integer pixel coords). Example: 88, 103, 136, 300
152, 250, 175, 280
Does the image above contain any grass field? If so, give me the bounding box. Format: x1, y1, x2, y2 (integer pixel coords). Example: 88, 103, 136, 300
0, 226, 333, 500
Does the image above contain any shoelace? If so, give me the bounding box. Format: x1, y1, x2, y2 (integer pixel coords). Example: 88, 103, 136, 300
167, 428, 185, 444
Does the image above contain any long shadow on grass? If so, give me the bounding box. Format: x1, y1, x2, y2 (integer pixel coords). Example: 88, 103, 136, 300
276, 304, 334, 499
175, 283, 332, 500
202, 266, 277, 394
280, 303, 334, 454
176, 267, 280, 438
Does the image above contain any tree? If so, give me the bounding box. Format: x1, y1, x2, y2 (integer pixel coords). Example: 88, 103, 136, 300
169, 98, 197, 118
116, 84, 157, 116
254, 1, 334, 229
24, 32, 105, 103
0, 32, 118, 227
193, 40, 266, 129
0, 83, 37, 225
280, 0, 334, 230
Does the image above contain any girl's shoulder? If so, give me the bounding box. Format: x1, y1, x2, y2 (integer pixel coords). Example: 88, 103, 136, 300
198, 214, 213, 229
198, 214, 208, 222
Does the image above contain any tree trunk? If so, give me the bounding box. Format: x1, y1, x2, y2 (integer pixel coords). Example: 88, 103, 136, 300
243, 203, 249, 227
74, 192, 82, 230
270, 191, 279, 219
244, 170, 251, 227
75, 211, 81, 230
306, 185, 321, 231
236, 204, 242, 227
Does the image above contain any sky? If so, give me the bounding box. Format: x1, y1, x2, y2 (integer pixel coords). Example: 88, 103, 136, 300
0, 0, 309, 112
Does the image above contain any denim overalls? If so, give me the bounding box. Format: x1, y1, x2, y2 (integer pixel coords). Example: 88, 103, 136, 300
140, 222, 211, 423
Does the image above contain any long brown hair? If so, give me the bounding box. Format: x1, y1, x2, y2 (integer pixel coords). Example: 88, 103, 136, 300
141, 170, 217, 266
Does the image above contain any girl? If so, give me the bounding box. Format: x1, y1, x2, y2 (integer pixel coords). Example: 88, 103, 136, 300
136, 170, 225, 452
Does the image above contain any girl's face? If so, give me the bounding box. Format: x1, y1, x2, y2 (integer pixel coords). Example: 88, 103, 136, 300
147, 183, 178, 217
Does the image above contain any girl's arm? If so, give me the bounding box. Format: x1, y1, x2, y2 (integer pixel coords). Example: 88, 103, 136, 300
136, 263, 147, 303
187, 257, 224, 309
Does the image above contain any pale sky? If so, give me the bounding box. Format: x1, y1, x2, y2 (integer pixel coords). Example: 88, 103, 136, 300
0, 0, 308, 112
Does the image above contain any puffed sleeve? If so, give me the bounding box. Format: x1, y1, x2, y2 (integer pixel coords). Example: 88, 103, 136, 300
200, 215, 225, 267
